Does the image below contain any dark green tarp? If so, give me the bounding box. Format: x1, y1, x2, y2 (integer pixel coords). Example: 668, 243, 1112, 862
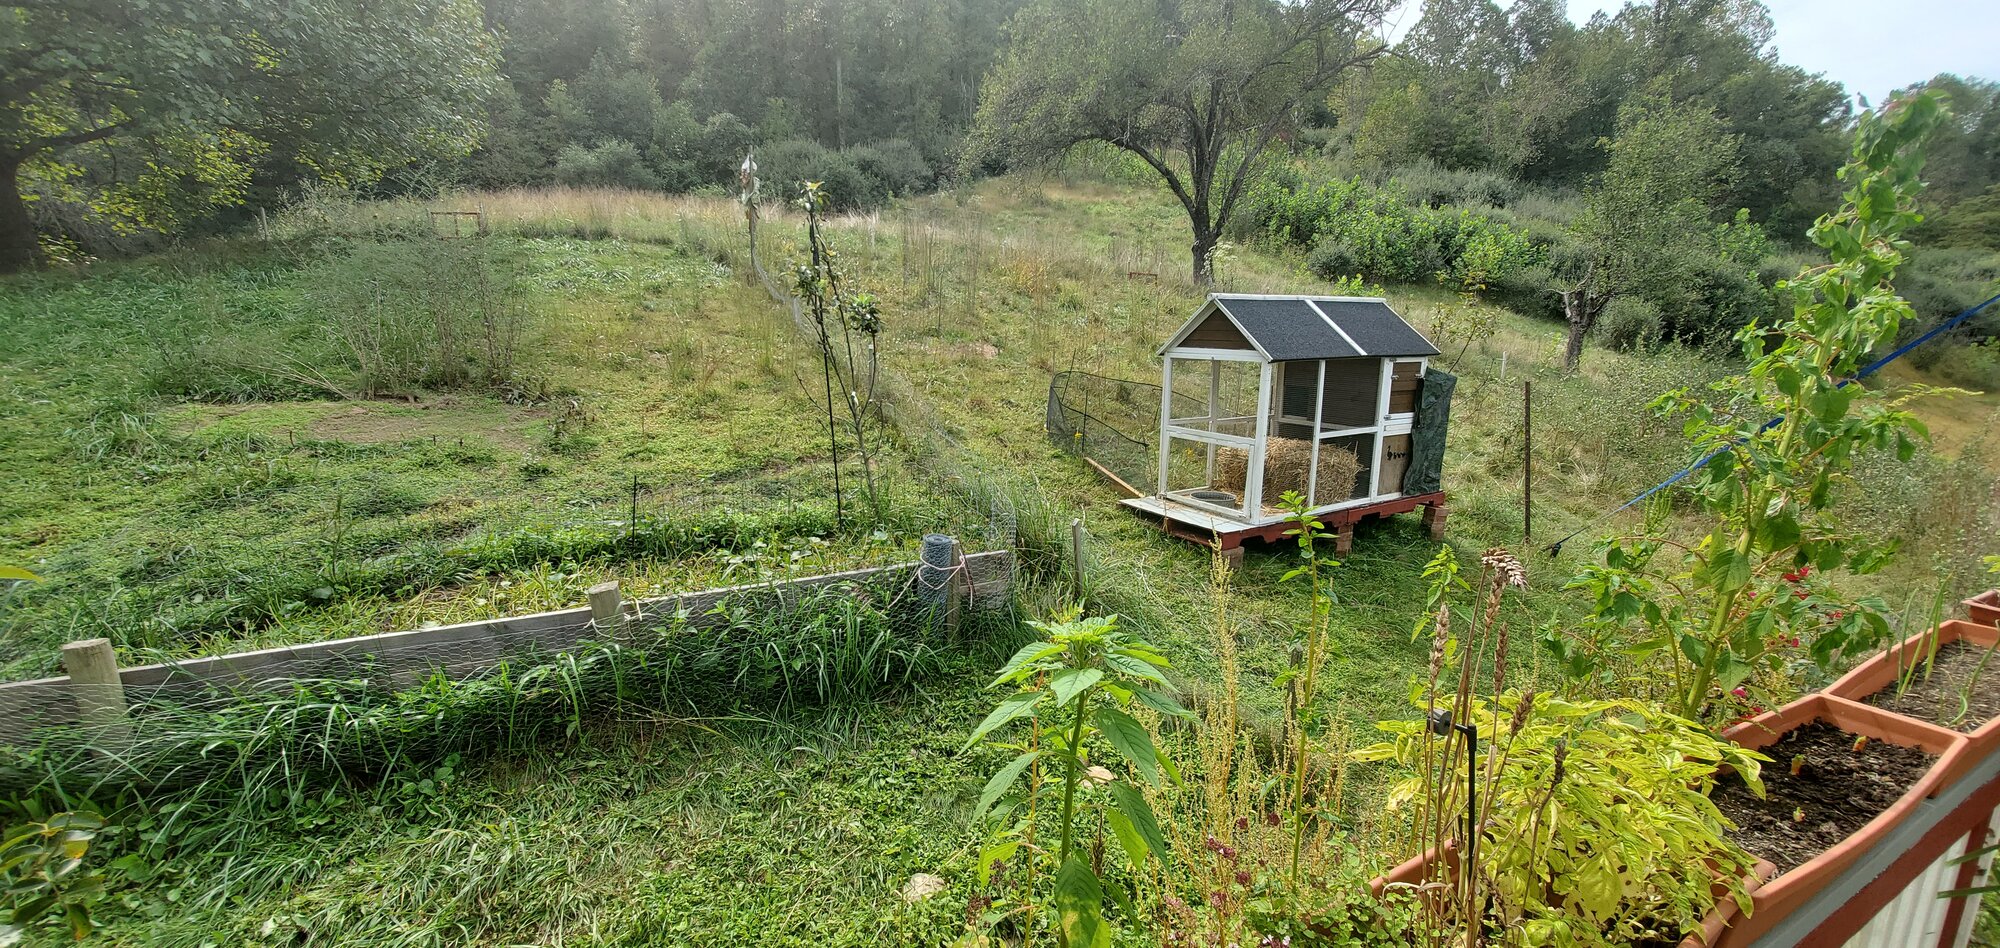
1402, 368, 1455, 495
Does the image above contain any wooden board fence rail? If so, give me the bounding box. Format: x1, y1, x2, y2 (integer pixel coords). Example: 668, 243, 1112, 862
0, 548, 1011, 745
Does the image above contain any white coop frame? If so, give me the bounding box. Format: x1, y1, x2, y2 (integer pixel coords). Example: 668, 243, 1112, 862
1141, 294, 1437, 529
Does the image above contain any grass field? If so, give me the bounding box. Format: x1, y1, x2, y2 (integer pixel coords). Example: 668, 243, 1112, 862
0, 230, 997, 680
1, 177, 1994, 945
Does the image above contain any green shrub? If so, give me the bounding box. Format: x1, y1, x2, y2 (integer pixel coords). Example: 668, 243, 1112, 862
1304, 237, 1362, 282
1382, 159, 1519, 209
1239, 175, 1540, 287
1898, 247, 2000, 385
1598, 296, 1663, 351
553, 139, 661, 190
845, 138, 932, 197
757, 139, 878, 210
1487, 261, 1563, 322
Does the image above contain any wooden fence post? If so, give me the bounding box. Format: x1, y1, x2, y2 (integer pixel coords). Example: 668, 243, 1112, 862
1071, 518, 1087, 603
62, 638, 130, 748
1523, 379, 1534, 545
588, 581, 625, 637
947, 539, 967, 635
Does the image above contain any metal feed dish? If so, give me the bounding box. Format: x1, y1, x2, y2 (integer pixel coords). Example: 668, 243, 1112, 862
1191, 490, 1235, 504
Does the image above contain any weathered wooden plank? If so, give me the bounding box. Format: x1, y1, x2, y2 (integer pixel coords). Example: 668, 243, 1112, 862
0, 550, 1013, 739
116, 606, 593, 688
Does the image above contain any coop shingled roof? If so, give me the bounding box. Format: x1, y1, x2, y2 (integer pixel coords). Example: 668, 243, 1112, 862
1173, 294, 1439, 361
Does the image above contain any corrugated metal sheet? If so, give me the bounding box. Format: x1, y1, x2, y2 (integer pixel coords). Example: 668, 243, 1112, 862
1841, 808, 1995, 948
1948, 807, 2000, 948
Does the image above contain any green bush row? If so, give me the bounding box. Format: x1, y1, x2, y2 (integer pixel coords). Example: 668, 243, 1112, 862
1234, 171, 1539, 288
553, 135, 935, 211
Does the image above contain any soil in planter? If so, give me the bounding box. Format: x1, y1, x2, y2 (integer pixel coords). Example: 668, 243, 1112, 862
1864, 639, 2000, 732
1710, 722, 1932, 873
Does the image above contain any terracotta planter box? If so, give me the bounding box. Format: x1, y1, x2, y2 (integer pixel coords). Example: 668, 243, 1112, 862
1967, 589, 2000, 627
1366, 680, 1995, 946
1826, 619, 2000, 789
1368, 837, 1778, 946
1709, 693, 1970, 947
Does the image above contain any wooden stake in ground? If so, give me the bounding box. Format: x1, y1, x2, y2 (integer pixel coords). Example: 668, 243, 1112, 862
588, 580, 625, 638
62, 638, 130, 750
1522, 380, 1533, 544
1070, 517, 1087, 603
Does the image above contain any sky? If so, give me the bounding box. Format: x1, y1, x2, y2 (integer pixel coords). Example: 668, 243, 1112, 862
1383, 0, 1999, 106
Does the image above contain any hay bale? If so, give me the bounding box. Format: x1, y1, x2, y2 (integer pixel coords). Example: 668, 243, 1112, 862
1211, 438, 1362, 508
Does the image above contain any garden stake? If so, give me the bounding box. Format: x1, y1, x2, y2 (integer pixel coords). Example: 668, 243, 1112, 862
1429, 708, 1479, 947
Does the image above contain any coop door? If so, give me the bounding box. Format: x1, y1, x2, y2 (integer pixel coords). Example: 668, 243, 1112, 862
1379, 434, 1413, 492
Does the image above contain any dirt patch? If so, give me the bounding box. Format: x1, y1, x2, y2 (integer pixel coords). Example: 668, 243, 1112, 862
1864, 639, 2000, 732
1711, 722, 1932, 873
309, 403, 531, 450
176, 398, 539, 451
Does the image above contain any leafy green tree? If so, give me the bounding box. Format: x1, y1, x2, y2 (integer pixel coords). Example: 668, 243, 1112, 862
967, 0, 1395, 285
457, 84, 561, 189
1902, 74, 2000, 213
649, 101, 707, 190
1557, 95, 1739, 371
1928, 183, 2000, 251
569, 54, 669, 146
0, 0, 500, 272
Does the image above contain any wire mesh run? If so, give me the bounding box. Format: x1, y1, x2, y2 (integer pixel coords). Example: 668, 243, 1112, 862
1046, 370, 1204, 495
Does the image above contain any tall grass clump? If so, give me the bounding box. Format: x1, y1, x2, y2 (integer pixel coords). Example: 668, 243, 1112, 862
305, 237, 529, 396
0, 577, 980, 909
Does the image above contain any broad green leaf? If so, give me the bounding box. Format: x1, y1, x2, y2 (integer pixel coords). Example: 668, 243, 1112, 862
1107, 782, 1169, 867
1050, 668, 1103, 707
989, 641, 1065, 686
1715, 652, 1755, 690
977, 839, 1021, 885
974, 750, 1038, 821
1103, 651, 1169, 686
1053, 857, 1112, 948
0, 567, 37, 582
1094, 707, 1161, 786
1113, 640, 1172, 666
1105, 808, 1148, 869
1678, 634, 1708, 666
1131, 686, 1193, 719
962, 691, 1042, 752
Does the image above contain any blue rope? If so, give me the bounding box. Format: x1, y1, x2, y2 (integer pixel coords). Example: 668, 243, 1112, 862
1543, 290, 2000, 555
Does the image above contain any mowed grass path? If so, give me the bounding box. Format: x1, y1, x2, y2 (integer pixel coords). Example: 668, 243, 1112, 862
0, 235, 963, 678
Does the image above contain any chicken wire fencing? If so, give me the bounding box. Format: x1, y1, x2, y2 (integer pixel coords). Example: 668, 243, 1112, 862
1046, 370, 1203, 495
0, 550, 1016, 801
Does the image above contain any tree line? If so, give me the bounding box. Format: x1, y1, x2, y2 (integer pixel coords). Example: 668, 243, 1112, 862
9, 0, 1999, 372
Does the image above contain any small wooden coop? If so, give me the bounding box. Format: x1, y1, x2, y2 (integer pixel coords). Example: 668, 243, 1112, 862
1122, 293, 1455, 562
